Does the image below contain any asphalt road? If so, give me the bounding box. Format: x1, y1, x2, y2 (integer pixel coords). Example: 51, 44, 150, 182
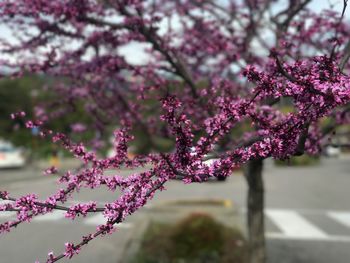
0, 156, 349, 263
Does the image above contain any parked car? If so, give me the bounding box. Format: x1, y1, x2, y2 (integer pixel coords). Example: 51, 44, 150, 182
324, 145, 341, 157
0, 141, 26, 168
192, 147, 228, 181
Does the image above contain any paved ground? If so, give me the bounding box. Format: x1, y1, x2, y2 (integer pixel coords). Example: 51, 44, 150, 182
0, 156, 349, 262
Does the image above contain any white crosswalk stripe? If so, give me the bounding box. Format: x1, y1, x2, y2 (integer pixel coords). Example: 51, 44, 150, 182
34, 210, 66, 221
328, 211, 350, 228
1, 199, 131, 228
0, 211, 16, 218
0, 200, 16, 218
85, 214, 105, 225
266, 232, 350, 242
3, 205, 350, 237
266, 209, 328, 239
84, 214, 132, 228
0, 200, 14, 206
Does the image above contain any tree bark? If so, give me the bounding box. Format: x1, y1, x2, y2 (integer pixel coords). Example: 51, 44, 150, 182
244, 158, 266, 263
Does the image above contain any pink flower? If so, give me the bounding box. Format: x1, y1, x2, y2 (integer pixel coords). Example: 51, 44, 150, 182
64, 242, 80, 259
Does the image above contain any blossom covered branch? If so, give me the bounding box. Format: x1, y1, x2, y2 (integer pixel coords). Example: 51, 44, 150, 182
1, 0, 350, 262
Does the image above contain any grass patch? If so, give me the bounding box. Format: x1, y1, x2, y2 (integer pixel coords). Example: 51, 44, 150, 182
130, 213, 248, 263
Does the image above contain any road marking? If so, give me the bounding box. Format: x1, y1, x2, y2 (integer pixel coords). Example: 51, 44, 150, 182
84, 214, 132, 228
266, 232, 350, 242
115, 223, 133, 228
0, 211, 16, 218
34, 210, 66, 221
328, 211, 350, 228
266, 209, 328, 239
0, 200, 16, 218
0, 200, 14, 206
85, 214, 106, 225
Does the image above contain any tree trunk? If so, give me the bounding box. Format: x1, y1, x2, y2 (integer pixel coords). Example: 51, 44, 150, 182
244, 158, 266, 263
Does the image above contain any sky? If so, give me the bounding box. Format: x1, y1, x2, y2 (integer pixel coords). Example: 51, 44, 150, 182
120, 0, 350, 64
0, 0, 348, 67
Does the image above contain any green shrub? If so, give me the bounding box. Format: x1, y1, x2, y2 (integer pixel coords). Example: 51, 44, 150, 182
131, 213, 248, 263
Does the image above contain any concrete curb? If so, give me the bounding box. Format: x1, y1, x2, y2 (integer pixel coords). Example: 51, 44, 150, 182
147, 198, 234, 208
120, 219, 150, 263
